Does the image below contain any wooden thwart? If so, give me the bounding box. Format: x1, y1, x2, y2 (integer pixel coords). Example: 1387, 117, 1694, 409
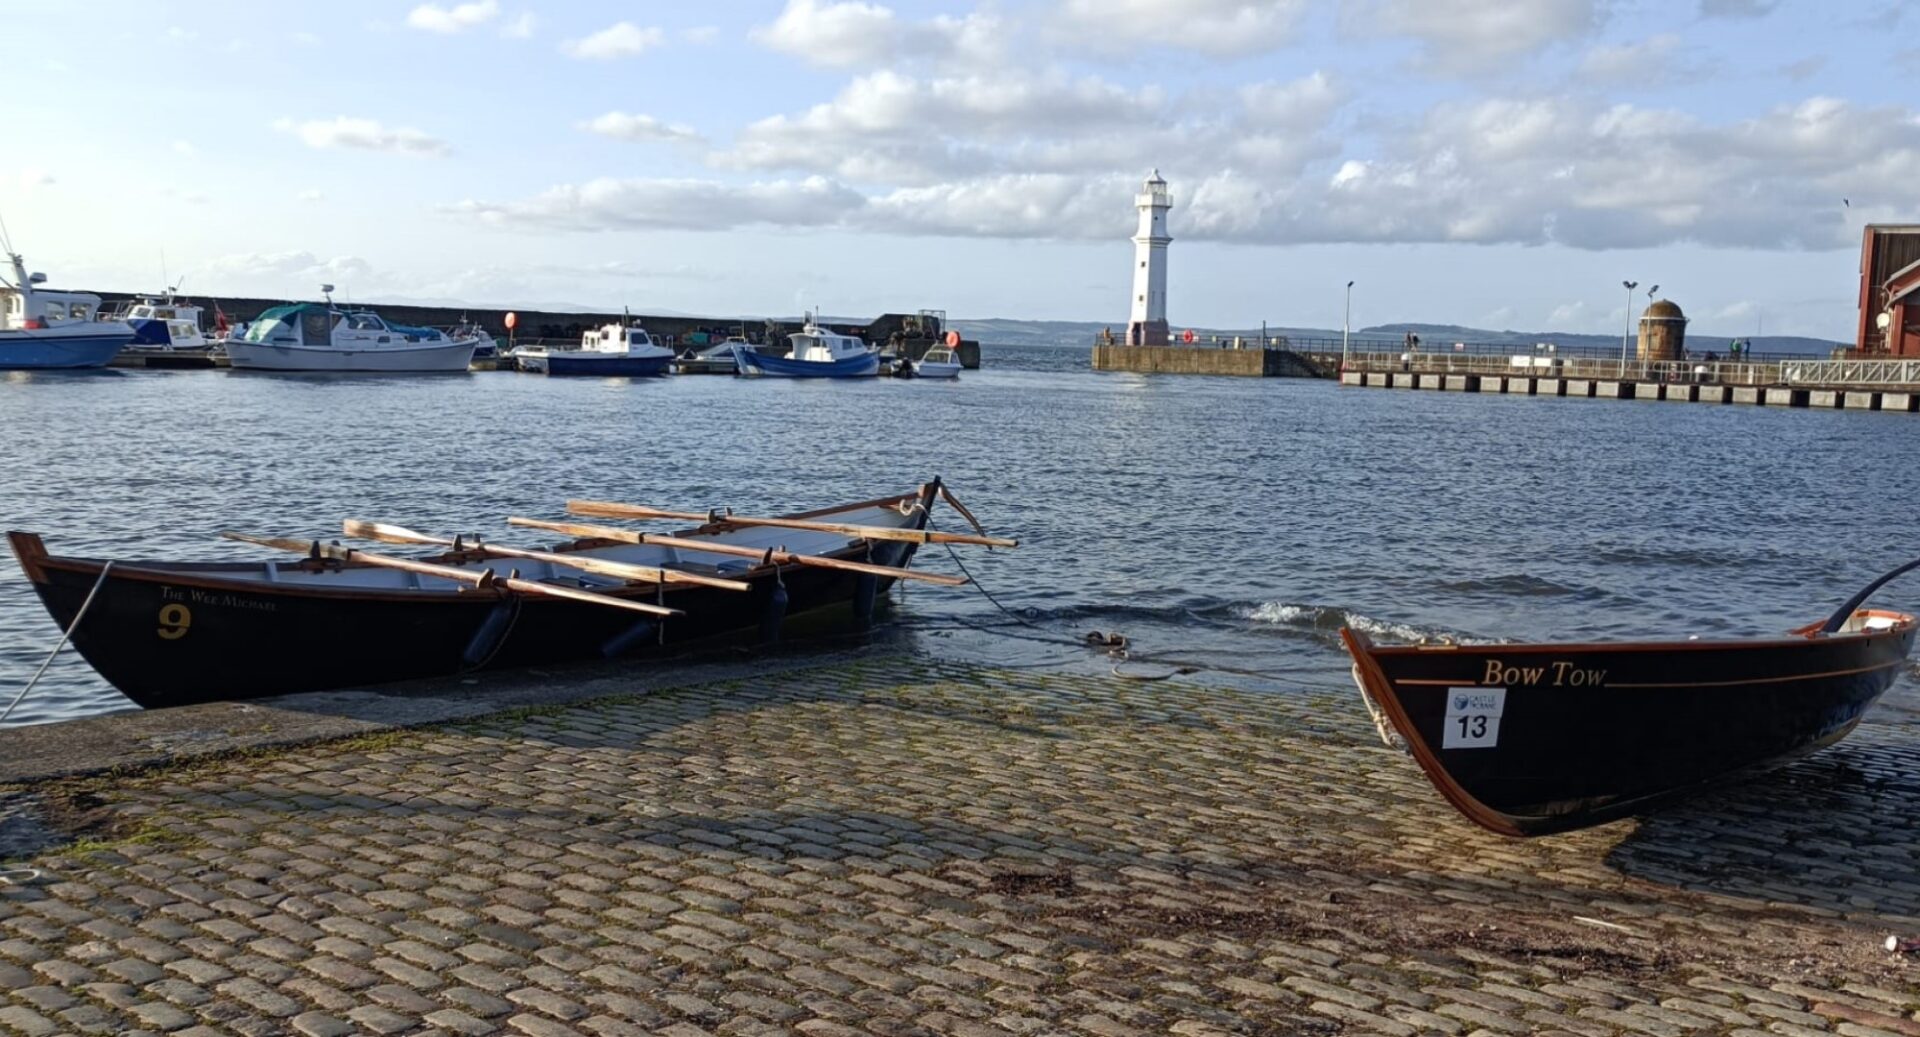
220, 533, 681, 618
340, 520, 749, 592
506, 517, 969, 586
566, 500, 1019, 548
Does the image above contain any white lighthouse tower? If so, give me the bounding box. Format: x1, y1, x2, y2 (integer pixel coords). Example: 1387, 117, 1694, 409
1126, 170, 1172, 347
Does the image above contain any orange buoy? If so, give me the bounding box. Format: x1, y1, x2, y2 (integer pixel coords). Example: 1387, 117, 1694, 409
944, 330, 961, 347
504, 312, 519, 330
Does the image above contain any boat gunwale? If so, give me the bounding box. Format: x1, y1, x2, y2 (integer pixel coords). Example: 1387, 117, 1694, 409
1355, 610, 1917, 657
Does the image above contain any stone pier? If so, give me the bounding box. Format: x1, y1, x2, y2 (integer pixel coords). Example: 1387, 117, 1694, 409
4, 658, 1920, 1036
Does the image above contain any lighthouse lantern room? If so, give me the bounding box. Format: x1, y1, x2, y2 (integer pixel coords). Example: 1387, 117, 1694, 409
1126, 170, 1172, 347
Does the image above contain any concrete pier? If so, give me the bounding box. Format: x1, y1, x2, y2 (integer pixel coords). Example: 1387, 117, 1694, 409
5, 657, 1920, 1036
1090, 345, 1321, 377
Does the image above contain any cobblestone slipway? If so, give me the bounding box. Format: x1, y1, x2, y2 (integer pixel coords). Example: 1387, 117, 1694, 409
3, 658, 1919, 1036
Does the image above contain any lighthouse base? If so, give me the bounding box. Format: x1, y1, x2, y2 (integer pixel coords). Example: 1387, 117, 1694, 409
1126, 320, 1170, 347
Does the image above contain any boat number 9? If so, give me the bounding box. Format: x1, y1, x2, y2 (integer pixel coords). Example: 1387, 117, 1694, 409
157, 603, 192, 640
1442, 687, 1505, 749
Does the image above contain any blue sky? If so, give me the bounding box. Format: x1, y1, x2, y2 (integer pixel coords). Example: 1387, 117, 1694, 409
2, 0, 1916, 340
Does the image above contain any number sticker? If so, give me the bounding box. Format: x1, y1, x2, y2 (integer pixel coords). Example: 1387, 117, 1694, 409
1442, 687, 1505, 749
157, 603, 192, 640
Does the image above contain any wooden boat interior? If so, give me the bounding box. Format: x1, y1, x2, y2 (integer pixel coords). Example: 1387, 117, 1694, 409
76, 498, 925, 594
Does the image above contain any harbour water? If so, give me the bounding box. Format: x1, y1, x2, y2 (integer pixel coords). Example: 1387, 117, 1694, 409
3, 346, 1918, 728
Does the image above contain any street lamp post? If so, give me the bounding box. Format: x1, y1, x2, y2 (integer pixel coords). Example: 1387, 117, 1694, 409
1619, 280, 1638, 377
1342, 279, 1354, 374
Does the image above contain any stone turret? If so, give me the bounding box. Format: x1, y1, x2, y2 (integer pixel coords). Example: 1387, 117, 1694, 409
1637, 298, 1687, 362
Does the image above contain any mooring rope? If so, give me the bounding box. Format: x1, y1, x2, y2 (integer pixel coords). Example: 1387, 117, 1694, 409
925, 516, 1334, 689
1, 562, 114, 726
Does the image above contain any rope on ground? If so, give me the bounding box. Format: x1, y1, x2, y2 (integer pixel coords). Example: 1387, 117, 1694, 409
0, 869, 41, 887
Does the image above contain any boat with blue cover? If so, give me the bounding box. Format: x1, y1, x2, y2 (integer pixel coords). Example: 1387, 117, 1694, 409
519, 319, 672, 376
733, 316, 879, 378
225, 288, 476, 372
0, 248, 134, 370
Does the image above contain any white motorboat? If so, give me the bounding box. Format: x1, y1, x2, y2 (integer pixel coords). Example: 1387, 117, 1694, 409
732, 315, 879, 378
910, 345, 962, 379
226, 295, 476, 372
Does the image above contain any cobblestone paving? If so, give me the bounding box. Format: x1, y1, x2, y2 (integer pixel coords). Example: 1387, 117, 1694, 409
4, 658, 1920, 1036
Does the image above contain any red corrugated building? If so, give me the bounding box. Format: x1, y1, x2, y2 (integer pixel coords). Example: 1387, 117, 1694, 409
1857, 224, 1920, 356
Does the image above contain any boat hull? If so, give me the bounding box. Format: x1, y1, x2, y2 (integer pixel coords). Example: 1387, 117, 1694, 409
227, 338, 475, 372
7, 486, 937, 709
1342, 619, 1919, 836
543, 353, 671, 377
732, 345, 878, 378
911, 361, 962, 379
0, 328, 132, 370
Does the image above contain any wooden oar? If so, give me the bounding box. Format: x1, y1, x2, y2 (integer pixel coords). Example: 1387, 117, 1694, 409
506, 517, 969, 586
220, 533, 680, 618
341, 520, 750, 592
565, 500, 1019, 548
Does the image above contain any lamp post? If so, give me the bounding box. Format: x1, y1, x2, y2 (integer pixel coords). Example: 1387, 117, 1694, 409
1619, 280, 1638, 377
1342, 280, 1354, 373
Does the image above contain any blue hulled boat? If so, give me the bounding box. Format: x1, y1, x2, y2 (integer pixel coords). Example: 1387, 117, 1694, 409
733, 317, 879, 378
0, 249, 134, 370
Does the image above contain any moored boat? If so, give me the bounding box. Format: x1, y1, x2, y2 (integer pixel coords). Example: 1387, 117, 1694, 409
676, 336, 746, 374
7, 481, 1013, 708
225, 289, 476, 372
518, 319, 672, 376
107, 291, 222, 368
733, 316, 879, 378
0, 248, 134, 370
1342, 559, 1920, 836
910, 343, 962, 379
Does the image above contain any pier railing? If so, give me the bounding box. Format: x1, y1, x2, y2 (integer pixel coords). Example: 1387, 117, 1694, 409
1335, 349, 1920, 389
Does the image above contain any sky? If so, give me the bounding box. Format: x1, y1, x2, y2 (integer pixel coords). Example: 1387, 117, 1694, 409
2, 0, 1917, 341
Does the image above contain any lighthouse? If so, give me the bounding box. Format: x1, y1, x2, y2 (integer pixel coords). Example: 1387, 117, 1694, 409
1126, 170, 1172, 347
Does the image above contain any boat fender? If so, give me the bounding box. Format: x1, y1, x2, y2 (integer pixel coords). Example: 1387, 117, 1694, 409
760, 572, 789, 644
600, 618, 656, 658
462, 600, 517, 666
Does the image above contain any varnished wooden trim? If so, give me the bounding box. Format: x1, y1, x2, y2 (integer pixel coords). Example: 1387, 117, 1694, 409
7, 531, 48, 584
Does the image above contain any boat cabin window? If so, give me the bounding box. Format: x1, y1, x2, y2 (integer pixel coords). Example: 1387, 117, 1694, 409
628, 331, 649, 345
301, 310, 336, 343
156, 307, 175, 319
346, 313, 383, 331
70, 302, 92, 320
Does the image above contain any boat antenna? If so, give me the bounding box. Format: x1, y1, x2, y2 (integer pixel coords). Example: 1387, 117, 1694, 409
0, 209, 14, 257
320, 283, 335, 308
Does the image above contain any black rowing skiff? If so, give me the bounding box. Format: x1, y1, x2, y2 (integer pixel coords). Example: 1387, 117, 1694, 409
1342, 558, 1920, 836
7, 480, 1005, 709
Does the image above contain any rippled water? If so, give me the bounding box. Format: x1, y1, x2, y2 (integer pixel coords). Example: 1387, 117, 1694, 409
4, 347, 1918, 728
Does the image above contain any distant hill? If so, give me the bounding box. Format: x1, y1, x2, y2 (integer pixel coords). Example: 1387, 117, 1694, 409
950, 317, 1846, 356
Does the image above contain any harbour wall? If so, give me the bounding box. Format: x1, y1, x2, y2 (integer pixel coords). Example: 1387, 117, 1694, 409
1091, 344, 1329, 377
1341, 369, 1920, 413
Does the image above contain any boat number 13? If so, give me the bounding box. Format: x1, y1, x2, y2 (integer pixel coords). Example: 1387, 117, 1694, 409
158, 603, 192, 640
1442, 687, 1505, 749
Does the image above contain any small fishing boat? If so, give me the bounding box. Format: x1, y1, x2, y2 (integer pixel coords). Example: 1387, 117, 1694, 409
445, 317, 497, 360
0, 248, 134, 370
518, 320, 672, 376
1342, 558, 1920, 836
910, 344, 963, 379
7, 481, 1013, 708
676, 336, 746, 374
225, 288, 475, 372
733, 316, 879, 378
108, 291, 222, 368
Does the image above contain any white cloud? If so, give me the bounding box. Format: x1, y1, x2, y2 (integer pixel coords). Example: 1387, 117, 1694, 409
206, 251, 373, 283
579, 112, 701, 144
273, 116, 450, 156
683, 25, 719, 44
1780, 56, 1826, 83
1345, 0, 1600, 75
297, 189, 325, 202
562, 22, 664, 60
1577, 35, 1703, 88
449, 176, 868, 231
166, 26, 197, 41
171, 140, 196, 156
6, 168, 55, 192
406, 0, 499, 33
1053, 0, 1306, 56
750, 0, 999, 68
500, 12, 536, 38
